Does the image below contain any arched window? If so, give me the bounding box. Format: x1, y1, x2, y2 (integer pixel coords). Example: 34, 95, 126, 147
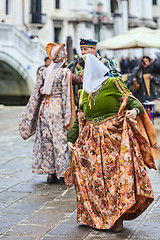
110, 0, 118, 14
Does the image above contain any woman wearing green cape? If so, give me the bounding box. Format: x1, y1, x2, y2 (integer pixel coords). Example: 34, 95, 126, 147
65, 54, 157, 232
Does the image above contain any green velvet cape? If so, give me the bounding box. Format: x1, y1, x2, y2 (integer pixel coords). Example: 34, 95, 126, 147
67, 77, 142, 143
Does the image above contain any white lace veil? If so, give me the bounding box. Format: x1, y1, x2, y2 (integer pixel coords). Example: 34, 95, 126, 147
83, 53, 110, 94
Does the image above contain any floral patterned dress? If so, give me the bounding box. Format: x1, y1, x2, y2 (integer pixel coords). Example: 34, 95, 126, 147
32, 67, 74, 177
19, 66, 75, 177
65, 77, 156, 229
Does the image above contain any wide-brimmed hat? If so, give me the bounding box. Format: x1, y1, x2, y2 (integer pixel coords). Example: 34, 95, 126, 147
45, 42, 66, 62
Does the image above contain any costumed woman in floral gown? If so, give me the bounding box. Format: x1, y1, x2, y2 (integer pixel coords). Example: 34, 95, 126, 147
19, 43, 76, 184
65, 54, 158, 232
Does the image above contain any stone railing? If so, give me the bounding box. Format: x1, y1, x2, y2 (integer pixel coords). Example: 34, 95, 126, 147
0, 23, 46, 92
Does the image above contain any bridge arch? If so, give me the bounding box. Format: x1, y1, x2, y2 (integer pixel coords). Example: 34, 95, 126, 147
0, 52, 33, 105
0, 23, 46, 105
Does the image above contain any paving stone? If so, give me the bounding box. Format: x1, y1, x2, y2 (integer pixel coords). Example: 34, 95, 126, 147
2, 177, 33, 187
151, 183, 160, 193
0, 191, 26, 204
22, 192, 63, 205
56, 187, 76, 201
8, 172, 33, 182
0, 189, 5, 194
85, 227, 135, 240
84, 219, 143, 240
153, 193, 160, 200
0, 236, 36, 240
0, 168, 20, 175
0, 159, 17, 166
132, 222, 160, 239
47, 224, 92, 237
40, 199, 76, 214
0, 229, 7, 235
0, 202, 9, 211
146, 196, 160, 215
8, 183, 38, 193
21, 212, 64, 227
123, 219, 141, 231
60, 210, 77, 225
148, 174, 160, 183
131, 209, 147, 221
131, 237, 159, 240
3, 224, 52, 238
0, 214, 27, 229
41, 236, 83, 240
0, 180, 19, 190
1, 200, 43, 215
38, 183, 67, 192
0, 161, 30, 171
26, 177, 47, 184
145, 213, 160, 222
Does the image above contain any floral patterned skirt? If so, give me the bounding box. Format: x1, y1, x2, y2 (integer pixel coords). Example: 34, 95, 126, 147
64, 113, 155, 229
32, 96, 71, 177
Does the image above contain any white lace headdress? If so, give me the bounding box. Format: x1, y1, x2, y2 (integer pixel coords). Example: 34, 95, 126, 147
43, 44, 66, 95
83, 53, 110, 94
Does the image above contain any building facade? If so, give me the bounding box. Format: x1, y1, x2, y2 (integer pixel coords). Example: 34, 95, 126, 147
0, 0, 160, 104
1, 0, 159, 56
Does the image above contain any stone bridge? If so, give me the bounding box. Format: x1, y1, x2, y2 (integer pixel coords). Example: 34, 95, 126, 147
0, 23, 46, 105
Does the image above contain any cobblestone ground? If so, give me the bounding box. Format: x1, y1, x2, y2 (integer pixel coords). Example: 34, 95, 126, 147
0, 106, 160, 240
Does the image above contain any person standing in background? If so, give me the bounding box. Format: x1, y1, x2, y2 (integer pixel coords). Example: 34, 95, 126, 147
127, 56, 160, 103
19, 43, 76, 184
37, 57, 52, 75
67, 38, 122, 108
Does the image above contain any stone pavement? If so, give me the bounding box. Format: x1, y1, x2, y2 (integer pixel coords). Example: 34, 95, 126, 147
0, 106, 160, 240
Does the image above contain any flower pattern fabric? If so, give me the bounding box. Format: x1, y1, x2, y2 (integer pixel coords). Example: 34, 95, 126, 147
32, 68, 72, 177
64, 103, 155, 229
19, 66, 73, 177
19, 67, 45, 140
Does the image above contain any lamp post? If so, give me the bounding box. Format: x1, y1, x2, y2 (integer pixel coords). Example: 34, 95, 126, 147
92, 2, 108, 42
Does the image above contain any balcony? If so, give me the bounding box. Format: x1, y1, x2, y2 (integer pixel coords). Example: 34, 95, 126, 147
128, 15, 158, 29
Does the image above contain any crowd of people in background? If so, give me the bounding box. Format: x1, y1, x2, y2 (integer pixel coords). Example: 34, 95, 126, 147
119, 54, 160, 122
120, 56, 139, 74
37, 51, 160, 106
124, 54, 160, 103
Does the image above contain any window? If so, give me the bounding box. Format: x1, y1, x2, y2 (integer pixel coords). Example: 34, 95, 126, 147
55, 0, 60, 9
153, 0, 157, 5
30, 0, 42, 24
54, 27, 61, 43
5, 0, 12, 15
31, 0, 36, 13
0, 0, 2, 11
110, 0, 118, 14
31, 0, 41, 13
153, 17, 158, 24
87, 0, 93, 5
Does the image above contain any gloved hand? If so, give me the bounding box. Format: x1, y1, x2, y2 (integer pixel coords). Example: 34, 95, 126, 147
68, 142, 75, 151
126, 109, 137, 120
40, 86, 44, 95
